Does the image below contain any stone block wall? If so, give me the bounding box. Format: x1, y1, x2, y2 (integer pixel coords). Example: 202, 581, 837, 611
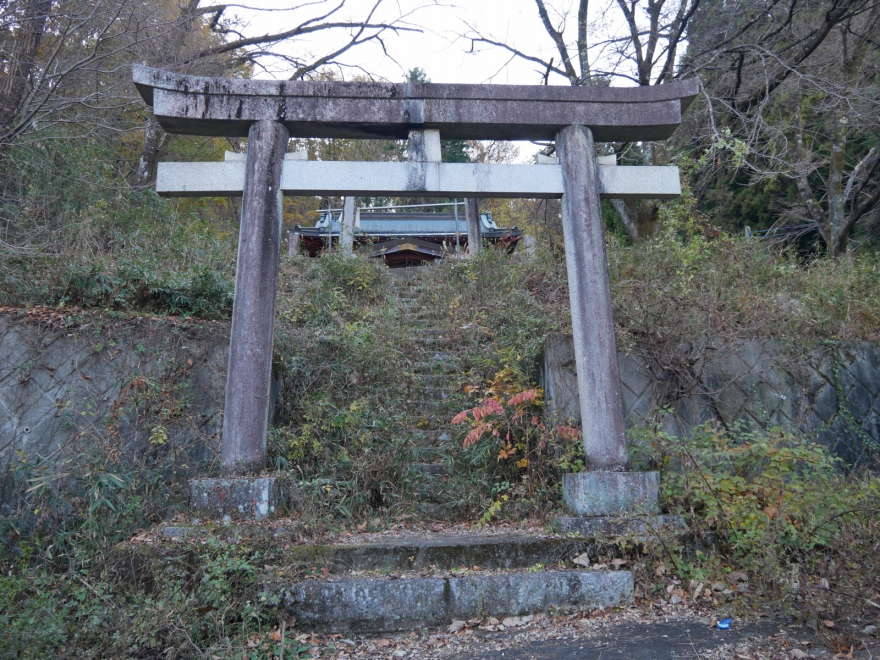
542, 333, 880, 469
0, 309, 231, 502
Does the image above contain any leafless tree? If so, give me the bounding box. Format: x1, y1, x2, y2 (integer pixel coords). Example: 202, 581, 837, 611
463, 0, 700, 240
689, 0, 880, 256
0, 1, 421, 187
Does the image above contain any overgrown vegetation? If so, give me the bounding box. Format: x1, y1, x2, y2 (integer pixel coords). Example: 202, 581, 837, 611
3, 0, 877, 656
3, 232, 880, 655
0, 132, 239, 317
631, 422, 880, 642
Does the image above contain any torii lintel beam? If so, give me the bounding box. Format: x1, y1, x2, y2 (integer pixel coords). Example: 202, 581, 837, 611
133, 66, 699, 143
156, 161, 682, 200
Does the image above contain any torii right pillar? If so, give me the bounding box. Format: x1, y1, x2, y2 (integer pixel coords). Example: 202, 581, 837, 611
557, 124, 660, 518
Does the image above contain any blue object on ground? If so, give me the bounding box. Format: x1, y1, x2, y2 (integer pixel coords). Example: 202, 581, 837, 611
717, 618, 732, 630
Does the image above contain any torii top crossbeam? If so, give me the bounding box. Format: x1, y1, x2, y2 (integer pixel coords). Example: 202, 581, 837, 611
133, 65, 699, 142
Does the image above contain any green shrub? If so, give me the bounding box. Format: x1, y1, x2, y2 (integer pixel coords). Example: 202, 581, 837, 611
631, 422, 880, 579
319, 250, 387, 299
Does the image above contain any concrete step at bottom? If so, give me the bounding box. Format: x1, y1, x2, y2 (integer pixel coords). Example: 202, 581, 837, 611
278, 569, 633, 633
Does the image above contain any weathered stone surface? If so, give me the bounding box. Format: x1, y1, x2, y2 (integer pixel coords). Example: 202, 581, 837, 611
155, 160, 682, 200
291, 534, 593, 574
0, 312, 229, 485
541, 332, 581, 427
190, 477, 281, 520
340, 196, 355, 253
563, 472, 660, 516
558, 125, 628, 471
447, 571, 632, 620
407, 128, 442, 162
555, 514, 685, 538
133, 65, 699, 142
812, 383, 839, 422
221, 120, 288, 473
157, 520, 304, 543
465, 198, 482, 255
284, 577, 448, 633
152, 530, 598, 573
281, 570, 632, 633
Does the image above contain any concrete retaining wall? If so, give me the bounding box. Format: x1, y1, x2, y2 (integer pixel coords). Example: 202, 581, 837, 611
5, 312, 876, 502
0, 309, 230, 502
542, 333, 880, 469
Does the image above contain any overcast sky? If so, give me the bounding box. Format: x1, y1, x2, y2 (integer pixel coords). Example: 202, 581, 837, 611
232, 0, 621, 86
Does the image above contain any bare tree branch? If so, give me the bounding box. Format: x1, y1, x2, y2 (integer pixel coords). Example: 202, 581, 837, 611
534, 0, 580, 84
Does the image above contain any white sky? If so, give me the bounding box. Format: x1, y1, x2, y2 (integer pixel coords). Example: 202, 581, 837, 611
230, 0, 621, 85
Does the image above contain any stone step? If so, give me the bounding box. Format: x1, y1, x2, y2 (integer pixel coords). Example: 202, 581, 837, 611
154, 528, 602, 573
409, 399, 455, 412
388, 267, 427, 279
413, 373, 450, 385
415, 386, 454, 399
137, 517, 690, 634
408, 429, 451, 444
414, 337, 450, 347
409, 463, 452, 501
299, 531, 602, 575
409, 360, 460, 374
409, 335, 450, 345
278, 569, 633, 633
402, 309, 434, 320
410, 462, 452, 477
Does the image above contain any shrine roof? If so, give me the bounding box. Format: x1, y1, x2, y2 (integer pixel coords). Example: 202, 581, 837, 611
133, 66, 699, 142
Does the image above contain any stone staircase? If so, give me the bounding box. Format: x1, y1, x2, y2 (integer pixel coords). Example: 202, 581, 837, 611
389, 267, 462, 514
141, 522, 636, 634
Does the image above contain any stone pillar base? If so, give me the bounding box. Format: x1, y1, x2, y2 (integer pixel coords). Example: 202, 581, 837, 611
562, 471, 659, 516
555, 514, 685, 538
189, 477, 281, 521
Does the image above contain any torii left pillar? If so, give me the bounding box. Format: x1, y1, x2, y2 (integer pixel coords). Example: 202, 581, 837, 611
190, 120, 287, 520
223, 120, 288, 472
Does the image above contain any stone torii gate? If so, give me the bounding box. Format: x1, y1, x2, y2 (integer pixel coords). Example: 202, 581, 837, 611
133, 66, 698, 519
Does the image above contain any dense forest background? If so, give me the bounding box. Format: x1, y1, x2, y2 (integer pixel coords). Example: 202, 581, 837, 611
0, 0, 878, 313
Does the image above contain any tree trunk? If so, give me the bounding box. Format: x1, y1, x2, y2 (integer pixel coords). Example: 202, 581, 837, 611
133, 117, 165, 191
826, 109, 849, 256
611, 199, 639, 240
0, 0, 53, 157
